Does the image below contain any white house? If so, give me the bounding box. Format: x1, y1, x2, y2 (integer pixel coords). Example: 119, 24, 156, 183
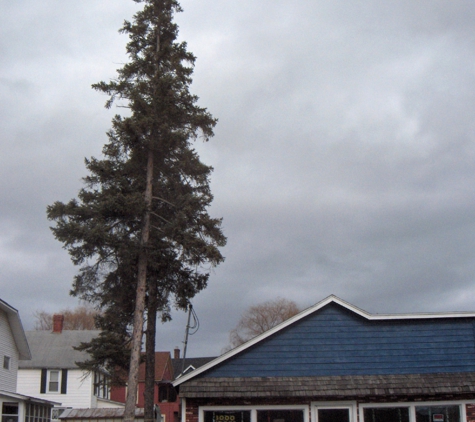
0, 298, 57, 422
17, 315, 124, 416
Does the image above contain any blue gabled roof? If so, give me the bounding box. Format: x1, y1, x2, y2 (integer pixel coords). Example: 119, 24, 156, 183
174, 295, 475, 385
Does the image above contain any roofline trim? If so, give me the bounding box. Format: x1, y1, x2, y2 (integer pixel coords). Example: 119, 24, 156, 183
0, 389, 60, 405
0, 298, 31, 360
173, 294, 475, 386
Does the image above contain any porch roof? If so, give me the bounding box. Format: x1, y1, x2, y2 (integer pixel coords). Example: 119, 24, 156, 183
0, 389, 59, 406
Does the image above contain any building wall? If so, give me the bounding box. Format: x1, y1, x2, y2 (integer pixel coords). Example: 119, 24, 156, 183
183, 397, 475, 422
0, 308, 20, 392
96, 398, 125, 409
205, 304, 475, 378
17, 368, 95, 408
110, 385, 125, 404
112, 383, 179, 422
466, 404, 475, 422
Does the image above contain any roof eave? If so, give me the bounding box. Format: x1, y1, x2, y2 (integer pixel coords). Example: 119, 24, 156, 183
0, 299, 31, 360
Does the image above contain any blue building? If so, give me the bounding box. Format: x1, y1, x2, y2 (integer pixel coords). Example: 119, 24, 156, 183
174, 296, 475, 422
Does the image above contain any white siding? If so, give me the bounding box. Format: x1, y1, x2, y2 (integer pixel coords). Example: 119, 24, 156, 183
96, 398, 125, 409
0, 309, 20, 392
17, 368, 96, 408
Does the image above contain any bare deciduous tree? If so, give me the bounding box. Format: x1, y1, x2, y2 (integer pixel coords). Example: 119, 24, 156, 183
33, 305, 99, 330
227, 298, 301, 350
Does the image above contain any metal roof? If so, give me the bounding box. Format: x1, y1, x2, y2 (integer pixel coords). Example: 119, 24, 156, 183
60, 408, 140, 420
18, 330, 101, 369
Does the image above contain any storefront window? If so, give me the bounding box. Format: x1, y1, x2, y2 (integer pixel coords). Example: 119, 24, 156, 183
415, 406, 460, 422
257, 409, 304, 422
204, 411, 251, 422
363, 407, 410, 422
318, 409, 350, 422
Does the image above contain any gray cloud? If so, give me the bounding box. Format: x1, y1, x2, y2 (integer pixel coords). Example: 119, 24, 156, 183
2, 0, 475, 357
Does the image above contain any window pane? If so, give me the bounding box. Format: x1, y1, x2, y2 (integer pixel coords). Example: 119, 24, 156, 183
2, 403, 19, 422
2, 404, 19, 415
49, 370, 60, 392
204, 411, 251, 422
364, 408, 409, 422
257, 410, 304, 422
416, 406, 460, 422
318, 409, 350, 422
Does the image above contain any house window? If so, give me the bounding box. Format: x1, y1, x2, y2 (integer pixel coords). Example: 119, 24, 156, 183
202, 406, 308, 422
415, 406, 460, 422
94, 371, 110, 399
25, 403, 51, 422
361, 404, 462, 422
3, 356, 10, 370
257, 410, 304, 422
363, 407, 410, 422
314, 402, 355, 422
204, 411, 251, 422
51, 408, 67, 421
41, 369, 67, 394
158, 384, 177, 403
2, 402, 19, 422
48, 370, 61, 393
317, 409, 350, 422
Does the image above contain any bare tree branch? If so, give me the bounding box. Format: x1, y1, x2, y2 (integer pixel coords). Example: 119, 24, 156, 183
34, 305, 100, 330
224, 298, 301, 352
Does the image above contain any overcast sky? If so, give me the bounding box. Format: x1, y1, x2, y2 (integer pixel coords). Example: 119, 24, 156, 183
2, 0, 475, 357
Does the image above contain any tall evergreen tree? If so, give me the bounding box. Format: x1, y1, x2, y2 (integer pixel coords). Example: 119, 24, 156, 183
47, 1, 226, 421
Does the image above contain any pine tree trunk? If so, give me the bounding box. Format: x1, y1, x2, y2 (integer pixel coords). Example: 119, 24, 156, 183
144, 282, 158, 422
124, 148, 154, 422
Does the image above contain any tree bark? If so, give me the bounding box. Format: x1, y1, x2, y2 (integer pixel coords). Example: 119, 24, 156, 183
124, 148, 154, 422
144, 281, 158, 422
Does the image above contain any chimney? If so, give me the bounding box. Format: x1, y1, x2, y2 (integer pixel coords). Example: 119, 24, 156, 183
52, 314, 64, 334
174, 347, 180, 359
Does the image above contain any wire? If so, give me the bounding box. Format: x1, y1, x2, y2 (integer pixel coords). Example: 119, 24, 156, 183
189, 305, 200, 335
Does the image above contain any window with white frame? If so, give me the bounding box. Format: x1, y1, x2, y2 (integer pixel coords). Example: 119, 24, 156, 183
257, 409, 304, 422
25, 403, 51, 422
363, 406, 410, 422
318, 409, 349, 422
2, 402, 19, 422
3, 356, 10, 370
313, 402, 355, 422
40, 369, 66, 394
361, 403, 463, 422
204, 410, 251, 422
51, 407, 69, 421
202, 405, 308, 422
415, 405, 460, 422
47, 370, 61, 393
